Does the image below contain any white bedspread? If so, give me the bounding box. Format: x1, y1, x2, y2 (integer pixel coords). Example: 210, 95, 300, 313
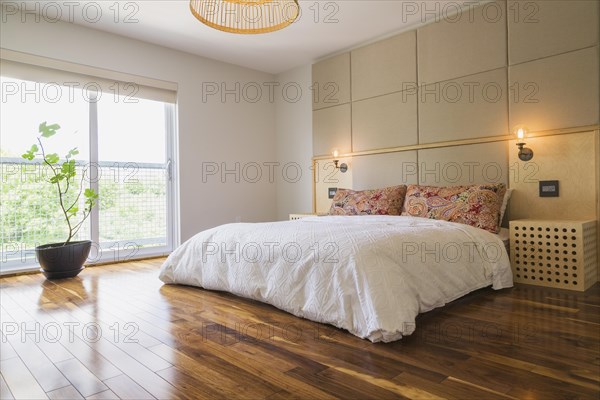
159, 215, 513, 342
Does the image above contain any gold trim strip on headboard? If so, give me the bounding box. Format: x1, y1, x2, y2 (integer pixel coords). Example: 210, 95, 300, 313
311, 124, 599, 161
311, 125, 600, 213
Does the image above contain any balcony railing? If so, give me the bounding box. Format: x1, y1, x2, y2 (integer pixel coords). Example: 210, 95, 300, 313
1, 157, 168, 269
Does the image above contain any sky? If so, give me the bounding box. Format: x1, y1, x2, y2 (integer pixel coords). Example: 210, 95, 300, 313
1, 77, 166, 164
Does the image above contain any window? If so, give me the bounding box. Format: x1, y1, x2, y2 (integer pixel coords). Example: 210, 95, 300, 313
0, 57, 178, 274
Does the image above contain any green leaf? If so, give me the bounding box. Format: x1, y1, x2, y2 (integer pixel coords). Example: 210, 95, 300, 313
61, 160, 76, 176
39, 122, 60, 138
45, 153, 60, 164
84, 188, 99, 199
84, 188, 99, 210
66, 147, 79, 159
21, 145, 39, 161
49, 174, 65, 184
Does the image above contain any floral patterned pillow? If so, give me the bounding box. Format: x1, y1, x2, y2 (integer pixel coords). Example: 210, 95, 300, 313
401, 184, 507, 233
328, 185, 407, 216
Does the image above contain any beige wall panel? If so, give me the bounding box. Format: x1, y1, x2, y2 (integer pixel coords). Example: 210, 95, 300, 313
351, 151, 418, 190
312, 53, 351, 110
314, 158, 353, 214
418, 0, 506, 84
596, 131, 600, 279
352, 92, 418, 152
509, 47, 599, 132
507, 131, 598, 222
312, 104, 351, 157
419, 68, 509, 143
418, 142, 508, 187
351, 31, 417, 101
508, 0, 599, 65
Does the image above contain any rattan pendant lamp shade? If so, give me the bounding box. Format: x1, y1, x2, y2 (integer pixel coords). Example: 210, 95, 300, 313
190, 0, 300, 34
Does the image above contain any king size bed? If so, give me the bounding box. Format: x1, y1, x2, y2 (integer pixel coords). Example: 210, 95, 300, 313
160, 207, 512, 343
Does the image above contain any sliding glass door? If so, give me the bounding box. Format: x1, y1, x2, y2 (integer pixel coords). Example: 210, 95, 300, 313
0, 74, 177, 273
94, 95, 175, 263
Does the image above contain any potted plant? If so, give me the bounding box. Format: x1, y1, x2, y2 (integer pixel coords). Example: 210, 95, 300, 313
22, 122, 99, 279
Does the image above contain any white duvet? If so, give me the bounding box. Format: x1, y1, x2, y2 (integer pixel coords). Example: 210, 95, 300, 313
159, 215, 513, 342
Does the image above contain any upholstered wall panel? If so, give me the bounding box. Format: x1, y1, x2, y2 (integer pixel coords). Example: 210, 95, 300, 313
352, 92, 418, 152
312, 53, 351, 110
508, 131, 598, 221
314, 158, 353, 214
351, 151, 418, 190
418, 142, 508, 186
509, 47, 599, 132
508, 0, 599, 65
417, 0, 506, 84
312, 104, 351, 156
310, 0, 599, 248
351, 31, 416, 101
419, 68, 509, 143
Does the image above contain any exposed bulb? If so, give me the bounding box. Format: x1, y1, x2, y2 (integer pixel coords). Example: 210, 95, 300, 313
514, 126, 528, 141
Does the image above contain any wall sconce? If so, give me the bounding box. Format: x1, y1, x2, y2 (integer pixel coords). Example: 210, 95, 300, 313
514, 126, 534, 161
332, 149, 348, 173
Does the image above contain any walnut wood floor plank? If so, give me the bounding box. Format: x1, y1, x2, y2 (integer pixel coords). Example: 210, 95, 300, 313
46, 385, 84, 400
393, 372, 513, 400
102, 374, 154, 400
0, 310, 71, 393
54, 358, 108, 397
0, 333, 18, 361
0, 357, 48, 399
85, 389, 119, 399
0, 259, 598, 400
0, 372, 15, 400
2, 289, 123, 382
155, 366, 233, 400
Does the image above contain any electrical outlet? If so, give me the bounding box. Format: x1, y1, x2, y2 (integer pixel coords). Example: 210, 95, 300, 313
328, 188, 337, 199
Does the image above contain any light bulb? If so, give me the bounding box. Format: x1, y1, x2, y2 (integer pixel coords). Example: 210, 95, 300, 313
514, 126, 528, 141
332, 149, 339, 158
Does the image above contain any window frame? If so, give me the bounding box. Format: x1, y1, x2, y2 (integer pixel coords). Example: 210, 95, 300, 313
0, 80, 179, 275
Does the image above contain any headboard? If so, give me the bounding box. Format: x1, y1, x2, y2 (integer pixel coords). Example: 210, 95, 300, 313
311, 1, 599, 280
313, 138, 510, 214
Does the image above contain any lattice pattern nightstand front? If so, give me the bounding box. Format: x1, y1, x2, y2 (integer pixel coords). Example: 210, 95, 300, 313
510, 220, 597, 291
289, 213, 317, 220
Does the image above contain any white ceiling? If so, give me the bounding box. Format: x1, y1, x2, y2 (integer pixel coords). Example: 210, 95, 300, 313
12, 1, 463, 74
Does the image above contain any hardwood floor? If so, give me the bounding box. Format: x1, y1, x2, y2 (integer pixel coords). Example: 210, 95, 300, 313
0, 258, 599, 399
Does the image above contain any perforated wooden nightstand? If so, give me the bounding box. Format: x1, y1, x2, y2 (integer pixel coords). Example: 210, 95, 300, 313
509, 219, 598, 291
289, 213, 325, 220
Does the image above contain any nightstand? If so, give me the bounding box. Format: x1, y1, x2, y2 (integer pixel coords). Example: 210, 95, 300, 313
289, 213, 325, 221
509, 219, 597, 291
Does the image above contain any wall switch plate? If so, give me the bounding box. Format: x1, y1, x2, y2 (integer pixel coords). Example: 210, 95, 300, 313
328, 188, 337, 199
539, 180, 559, 197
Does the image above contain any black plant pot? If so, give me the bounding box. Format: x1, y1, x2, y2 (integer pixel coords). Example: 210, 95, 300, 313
36, 240, 91, 279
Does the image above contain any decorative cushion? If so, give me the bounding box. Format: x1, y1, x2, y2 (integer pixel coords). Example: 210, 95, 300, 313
328, 185, 407, 216
499, 188, 513, 225
401, 184, 507, 233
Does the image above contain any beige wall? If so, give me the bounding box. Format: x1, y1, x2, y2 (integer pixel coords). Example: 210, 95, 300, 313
1, 9, 278, 242
312, 0, 599, 215
275, 65, 314, 219
508, 131, 598, 222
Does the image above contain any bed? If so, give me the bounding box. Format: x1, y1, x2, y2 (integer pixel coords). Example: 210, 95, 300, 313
159, 215, 513, 343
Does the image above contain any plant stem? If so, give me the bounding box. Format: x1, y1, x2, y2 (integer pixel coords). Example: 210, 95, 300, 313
69, 211, 89, 239
38, 138, 74, 245
66, 165, 87, 213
